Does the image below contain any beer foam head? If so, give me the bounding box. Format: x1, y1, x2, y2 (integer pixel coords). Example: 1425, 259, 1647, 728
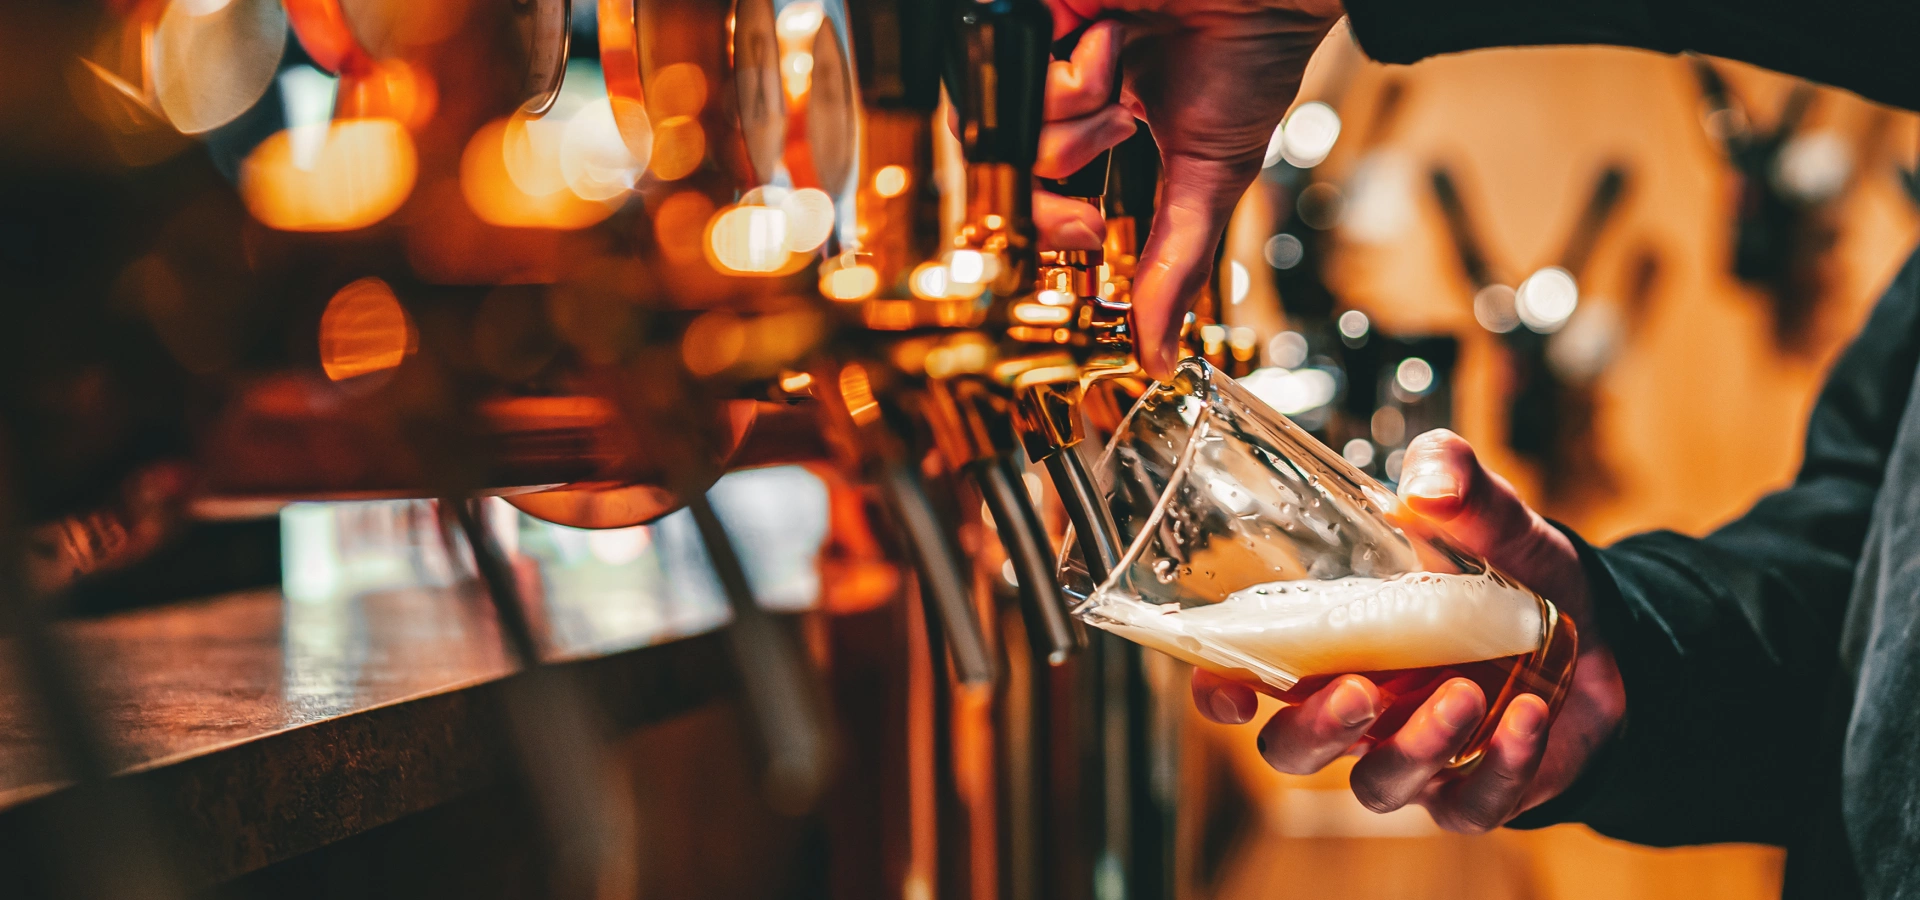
1082, 572, 1544, 690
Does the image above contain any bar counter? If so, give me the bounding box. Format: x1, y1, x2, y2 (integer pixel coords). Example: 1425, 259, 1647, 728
0, 582, 746, 894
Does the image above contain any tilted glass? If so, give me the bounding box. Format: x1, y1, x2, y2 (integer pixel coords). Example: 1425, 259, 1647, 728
1061, 359, 1577, 766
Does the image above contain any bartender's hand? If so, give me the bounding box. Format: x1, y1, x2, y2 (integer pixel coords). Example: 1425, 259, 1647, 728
1035, 0, 1344, 379
1191, 430, 1628, 833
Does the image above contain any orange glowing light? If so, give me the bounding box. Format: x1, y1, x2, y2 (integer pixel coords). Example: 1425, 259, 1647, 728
706, 204, 792, 274
681, 310, 746, 376
1010, 302, 1073, 326
561, 98, 648, 201
864, 299, 915, 330
779, 371, 814, 393
648, 115, 706, 180
651, 63, 709, 118
653, 191, 716, 265
240, 118, 417, 232
335, 59, 437, 129
838, 363, 879, 425
909, 262, 950, 300
502, 111, 570, 197
319, 277, 414, 381
873, 165, 909, 198
819, 260, 879, 301
461, 117, 619, 230
781, 186, 836, 253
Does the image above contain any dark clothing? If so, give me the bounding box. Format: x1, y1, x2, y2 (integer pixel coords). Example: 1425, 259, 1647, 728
1342, 0, 1920, 112
1338, 4, 1920, 896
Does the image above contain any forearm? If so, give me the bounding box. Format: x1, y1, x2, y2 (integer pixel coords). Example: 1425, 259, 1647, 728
1342, 0, 1920, 112
1508, 248, 1920, 843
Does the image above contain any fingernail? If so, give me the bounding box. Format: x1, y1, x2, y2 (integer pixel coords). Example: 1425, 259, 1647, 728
1209, 690, 1247, 724
1329, 680, 1376, 728
1435, 683, 1482, 731
1507, 699, 1546, 737
1060, 220, 1102, 249
1402, 472, 1459, 500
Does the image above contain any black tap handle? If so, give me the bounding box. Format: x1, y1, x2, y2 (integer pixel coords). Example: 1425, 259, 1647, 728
683, 491, 835, 813
974, 456, 1081, 662
1046, 448, 1123, 586
881, 461, 998, 686
945, 0, 1053, 167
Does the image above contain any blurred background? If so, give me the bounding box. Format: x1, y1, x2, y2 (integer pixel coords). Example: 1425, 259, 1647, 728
0, 0, 1915, 898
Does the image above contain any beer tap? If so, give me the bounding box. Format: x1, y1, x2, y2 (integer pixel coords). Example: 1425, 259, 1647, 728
942, 0, 1132, 593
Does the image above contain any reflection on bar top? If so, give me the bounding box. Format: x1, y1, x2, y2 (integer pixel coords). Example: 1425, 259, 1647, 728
0, 466, 832, 810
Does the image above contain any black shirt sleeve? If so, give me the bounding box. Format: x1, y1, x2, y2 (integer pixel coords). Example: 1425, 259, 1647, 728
1504, 248, 1920, 845
1341, 0, 1920, 113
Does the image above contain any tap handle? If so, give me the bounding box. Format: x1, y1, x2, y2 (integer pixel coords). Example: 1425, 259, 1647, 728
973, 456, 1081, 662
685, 490, 836, 814
847, 0, 945, 110
881, 461, 999, 686
945, 0, 1053, 167
1045, 449, 1123, 585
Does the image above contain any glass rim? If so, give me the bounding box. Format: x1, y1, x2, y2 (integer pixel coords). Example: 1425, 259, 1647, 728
1066, 356, 1414, 606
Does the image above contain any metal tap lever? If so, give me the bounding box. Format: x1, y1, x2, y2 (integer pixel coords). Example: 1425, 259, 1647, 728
1046, 448, 1123, 585
973, 455, 1079, 661
450, 499, 641, 898
880, 458, 999, 686
684, 490, 836, 814
930, 378, 1081, 662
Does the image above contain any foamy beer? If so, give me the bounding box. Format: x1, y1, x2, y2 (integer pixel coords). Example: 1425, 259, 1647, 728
1060, 359, 1577, 766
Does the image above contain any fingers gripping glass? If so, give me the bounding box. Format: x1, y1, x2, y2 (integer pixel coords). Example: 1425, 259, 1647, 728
1060, 359, 1577, 766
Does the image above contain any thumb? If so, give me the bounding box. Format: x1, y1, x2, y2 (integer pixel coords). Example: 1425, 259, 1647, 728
1131, 152, 1256, 380
1396, 429, 1582, 607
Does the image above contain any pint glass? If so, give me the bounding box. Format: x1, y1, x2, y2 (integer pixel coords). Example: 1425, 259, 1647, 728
1061, 359, 1577, 766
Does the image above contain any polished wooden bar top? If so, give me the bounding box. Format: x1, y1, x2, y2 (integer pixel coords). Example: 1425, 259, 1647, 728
0, 581, 734, 884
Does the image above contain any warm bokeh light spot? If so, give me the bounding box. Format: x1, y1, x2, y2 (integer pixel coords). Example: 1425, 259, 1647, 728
502, 110, 571, 197
782, 187, 836, 253
682, 310, 746, 376
706, 204, 791, 273
319, 277, 414, 381
653, 191, 716, 265
648, 115, 706, 180
651, 63, 709, 118
838, 363, 879, 425
819, 257, 878, 301
240, 118, 416, 232
561, 98, 648, 201
461, 117, 619, 229
909, 262, 949, 300
873, 165, 909, 198
335, 59, 437, 128
775, 2, 824, 40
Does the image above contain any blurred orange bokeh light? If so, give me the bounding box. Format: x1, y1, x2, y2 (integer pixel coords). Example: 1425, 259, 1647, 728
240, 118, 417, 231
460, 117, 621, 230
319, 276, 415, 381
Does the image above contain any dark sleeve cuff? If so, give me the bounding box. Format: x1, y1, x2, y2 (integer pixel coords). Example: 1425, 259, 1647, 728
1504, 520, 1632, 831
1341, 0, 1674, 66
